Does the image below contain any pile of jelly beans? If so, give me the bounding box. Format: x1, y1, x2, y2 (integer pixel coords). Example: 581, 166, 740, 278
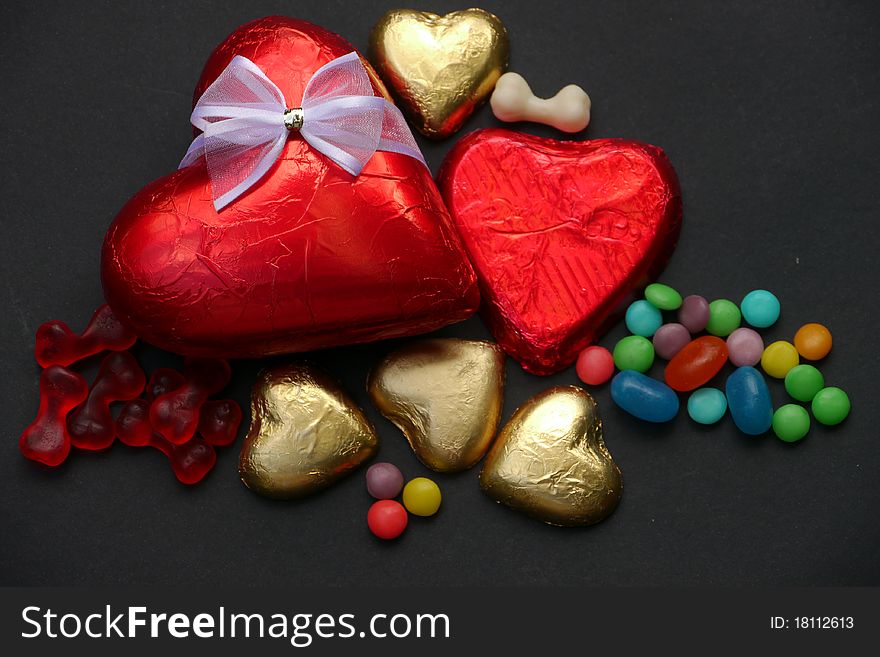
364, 462, 442, 539
576, 285, 851, 442
19, 305, 242, 483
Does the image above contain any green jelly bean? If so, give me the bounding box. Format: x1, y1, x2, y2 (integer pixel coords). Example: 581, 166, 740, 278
811, 387, 851, 425
645, 283, 683, 310
613, 335, 655, 373
772, 404, 811, 442
706, 299, 742, 337
784, 364, 824, 402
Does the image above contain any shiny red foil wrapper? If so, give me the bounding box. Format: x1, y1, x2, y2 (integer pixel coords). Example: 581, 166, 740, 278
438, 129, 682, 375
101, 17, 479, 358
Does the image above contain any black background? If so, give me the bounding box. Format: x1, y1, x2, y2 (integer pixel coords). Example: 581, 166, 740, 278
1, 0, 878, 587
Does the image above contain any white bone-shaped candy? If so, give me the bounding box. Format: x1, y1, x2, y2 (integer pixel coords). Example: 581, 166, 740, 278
490, 72, 591, 133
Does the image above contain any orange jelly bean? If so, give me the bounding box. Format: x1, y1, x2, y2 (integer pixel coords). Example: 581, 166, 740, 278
793, 323, 832, 361
665, 336, 729, 392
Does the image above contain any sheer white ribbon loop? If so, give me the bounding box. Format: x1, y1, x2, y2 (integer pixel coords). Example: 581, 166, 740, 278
179, 52, 427, 211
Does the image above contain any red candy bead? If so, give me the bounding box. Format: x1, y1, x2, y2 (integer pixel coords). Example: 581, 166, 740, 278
19, 366, 89, 466
150, 358, 231, 444
576, 346, 615, 386
367, 500, 409, 540
664, 336, 729, 392
116, 398, 218, 485
34, 304, 137, 368
67, 351, 145, 450
198, 399, 242, 446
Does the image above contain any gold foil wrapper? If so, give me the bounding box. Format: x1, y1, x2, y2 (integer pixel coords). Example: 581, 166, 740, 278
368, 338, 505, 472
239, 363, 378, 499
369, 8, 509, 139
480, 386, 622, 526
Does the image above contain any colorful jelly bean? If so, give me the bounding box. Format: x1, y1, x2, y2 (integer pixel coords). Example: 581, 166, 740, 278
610, 371, 679, 423
366, 462, 405, 500
613, 335, 655, 373
576, 345, 615, 385
772, 404, 810, 442
67, 351, 146, 450
678, 295, 710, 333
402, 477, 442, 516
367, 500, 408, 539
811, 387, 851, 426
19, 366, 89, 466
706, 299, 741, 337
664, 336, 728, 392
645, 283, 682, 310
34, 305, 137, 368
725, 366, 773, 435
761, 341, 799, 379
625, 300, 663, 337
793, 323, 832, 361
784, 364, 824, 402
687, 388, 727, 425
653, 323, 691, 360
740, 289, 780, 328
726, 327, 764, 367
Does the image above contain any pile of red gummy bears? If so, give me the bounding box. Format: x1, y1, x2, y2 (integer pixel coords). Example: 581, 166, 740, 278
19, 305, 241, 484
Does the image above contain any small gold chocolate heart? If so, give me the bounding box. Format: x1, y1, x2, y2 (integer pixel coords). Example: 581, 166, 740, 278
368, 338, 505, 472
239, 364, 378, 499
480, 386, 622, 526
369, 8, 509, 139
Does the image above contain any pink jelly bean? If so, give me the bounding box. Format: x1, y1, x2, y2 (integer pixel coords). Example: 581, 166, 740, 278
678, 295, 710, 333
726, 327, 765, 367
652, 323, 692, 360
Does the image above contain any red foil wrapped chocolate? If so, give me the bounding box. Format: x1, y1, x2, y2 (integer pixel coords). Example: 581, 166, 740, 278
438, 129, 682, 374
101, 17, 479, 358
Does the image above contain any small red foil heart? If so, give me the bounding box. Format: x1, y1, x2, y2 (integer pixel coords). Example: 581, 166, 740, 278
438, 129, 682, 374
101, 17, 479, 358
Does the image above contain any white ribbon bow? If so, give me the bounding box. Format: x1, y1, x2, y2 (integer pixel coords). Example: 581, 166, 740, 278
179, 52, 427, 211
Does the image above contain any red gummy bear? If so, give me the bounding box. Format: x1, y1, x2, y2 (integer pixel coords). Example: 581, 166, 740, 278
198, 399, 242, 446
19, 366, 89, 466
35, 305, 137, 367
150, 358, 231, 444
117, 399, 217, 485
146, 368, 187, 401
67, 351, 146, 450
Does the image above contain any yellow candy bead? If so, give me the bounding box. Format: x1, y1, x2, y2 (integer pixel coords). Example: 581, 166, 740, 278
402, 477, 442, 517
761, 340, 799, 379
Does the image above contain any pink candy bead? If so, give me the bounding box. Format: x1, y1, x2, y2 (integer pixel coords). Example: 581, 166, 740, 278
726, 327, 764, 367
576, 346, 615, 385
652, 323, 691, 360
678, 295, 710, 333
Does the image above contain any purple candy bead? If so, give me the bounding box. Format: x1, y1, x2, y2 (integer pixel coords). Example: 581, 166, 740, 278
653, 323, 692, 360
726, 327, 764, 367
366, 462, 404, 500
678, 295, 710, 333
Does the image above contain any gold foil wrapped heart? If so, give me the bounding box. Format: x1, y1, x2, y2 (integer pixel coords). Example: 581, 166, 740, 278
369, 8, 509, 139
368, 338, 505, 472
480, 386, 622, 526
239, 364, 378, 499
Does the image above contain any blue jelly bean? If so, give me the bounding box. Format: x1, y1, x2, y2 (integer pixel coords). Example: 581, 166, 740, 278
611, 371, 680, 422
687, 387, 727, 425
725, 366, 773, 435
740, 290, 780, 328
625, 300, 663, 337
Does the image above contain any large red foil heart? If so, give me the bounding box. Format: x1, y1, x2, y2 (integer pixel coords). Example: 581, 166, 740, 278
101, 17, 479, 358
438, 129, 682, 375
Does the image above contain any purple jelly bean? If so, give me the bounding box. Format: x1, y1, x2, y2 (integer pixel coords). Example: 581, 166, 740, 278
652, 323, 691, 360
678, 295, 710, 333
726, 327, 764, 367
366, 462, 404, 500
